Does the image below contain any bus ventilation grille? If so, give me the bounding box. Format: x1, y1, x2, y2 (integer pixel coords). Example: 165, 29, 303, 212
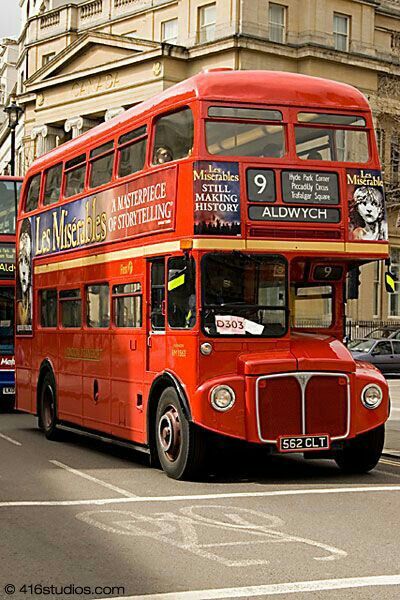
249, 228, 342, 240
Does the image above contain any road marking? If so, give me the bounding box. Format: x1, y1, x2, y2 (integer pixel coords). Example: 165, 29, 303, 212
92, 574, 400, 599
0, 433, 22, 447
49, 460, 136, 498
1, 484, 400, 508
380, 459, 400, 468
77, 506, 346, 566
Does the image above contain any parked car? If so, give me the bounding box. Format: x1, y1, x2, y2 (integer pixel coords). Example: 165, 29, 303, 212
365, 326, 400, 340
349, 338, 400, 375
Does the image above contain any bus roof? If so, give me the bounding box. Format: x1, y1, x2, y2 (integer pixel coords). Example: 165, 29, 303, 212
28, 70, 370, 173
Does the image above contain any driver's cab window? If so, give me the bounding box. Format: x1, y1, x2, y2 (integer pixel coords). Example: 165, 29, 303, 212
152, 107, 194, 165
167, 256, 196, 329
291, 284, 333, 328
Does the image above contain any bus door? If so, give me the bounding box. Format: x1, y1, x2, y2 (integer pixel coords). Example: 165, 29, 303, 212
146, 258, 166, 373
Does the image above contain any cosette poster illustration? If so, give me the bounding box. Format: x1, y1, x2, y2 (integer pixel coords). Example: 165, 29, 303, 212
16, 218, 33, 335
347, 169, 387, 241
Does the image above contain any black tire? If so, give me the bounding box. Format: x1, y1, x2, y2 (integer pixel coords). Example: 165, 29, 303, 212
155, 387, 205, 480
39, 371, 60, 441
334, 425, 384, 474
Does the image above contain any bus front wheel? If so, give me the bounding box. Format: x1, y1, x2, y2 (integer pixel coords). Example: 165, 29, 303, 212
334, 425, 384, 474
39, 371, 60, 441
155, 387, 205, 480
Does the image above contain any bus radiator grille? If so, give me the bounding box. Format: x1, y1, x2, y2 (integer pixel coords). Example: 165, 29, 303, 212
256, 373, 348, 443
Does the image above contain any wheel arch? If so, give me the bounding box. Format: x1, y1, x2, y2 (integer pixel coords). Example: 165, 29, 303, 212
146, 371, 192, 454
36, 358, 56, 416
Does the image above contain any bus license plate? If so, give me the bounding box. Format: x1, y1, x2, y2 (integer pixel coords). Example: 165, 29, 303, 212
3, 387, 15, 395
279, 434, 330, 453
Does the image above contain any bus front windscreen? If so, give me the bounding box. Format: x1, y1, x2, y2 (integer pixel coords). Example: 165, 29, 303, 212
202, 253, 287, 337
0, 180, 22, 234
0, 287, 14, 355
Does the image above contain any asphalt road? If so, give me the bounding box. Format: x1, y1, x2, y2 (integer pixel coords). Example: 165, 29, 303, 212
0, 411, 400, 600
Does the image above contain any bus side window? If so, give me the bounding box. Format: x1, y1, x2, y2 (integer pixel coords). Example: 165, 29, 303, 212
86, 284, 110, 328
64, 154, 86, 198
152, 107, 194, 165
112, 283, 142, 328
150, 259, 165, 331
44, 164, 62, 206
25, 173, 41, 212
39, 289, 57, 327
167, 256, 196, 329
59, 289, 82, 328
89, 142, 115, 189
118, 125, 147, 178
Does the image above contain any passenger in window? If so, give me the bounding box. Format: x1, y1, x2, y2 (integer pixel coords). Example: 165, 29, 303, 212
307, 150, 323, 160
261, 143, 282, 158
154, 146, 173, 164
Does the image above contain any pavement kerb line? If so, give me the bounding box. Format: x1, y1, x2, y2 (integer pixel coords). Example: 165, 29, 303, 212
1, 485, 400, 508
91, 574, 400, 599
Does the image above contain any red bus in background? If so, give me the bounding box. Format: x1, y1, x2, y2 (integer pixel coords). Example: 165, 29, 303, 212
16, 70, 390, 478
0, 176, 23, 410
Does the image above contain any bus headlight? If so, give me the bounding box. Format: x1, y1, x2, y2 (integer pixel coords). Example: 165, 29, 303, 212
210, 385, 236, 412
361, 384, 383, 409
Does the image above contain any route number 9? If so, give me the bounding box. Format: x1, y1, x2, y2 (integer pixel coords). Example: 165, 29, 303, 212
254, 174, 268, 194
313, 265, 343, 281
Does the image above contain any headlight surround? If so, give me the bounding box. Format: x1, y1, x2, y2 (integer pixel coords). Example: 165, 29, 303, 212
210, 385, 236, 412
361, 384, 383, 410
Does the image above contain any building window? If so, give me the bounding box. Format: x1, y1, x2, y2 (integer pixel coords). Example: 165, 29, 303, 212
333, 13, 350, 52
391, 133, 400, 184
268, 3, 286, 44
373, 262, 381, 318
42, 52, 56, 67
389, 248, 400, 317
198, 3, 216, 43
376, 128, 386, 165
161, 18, 178, 44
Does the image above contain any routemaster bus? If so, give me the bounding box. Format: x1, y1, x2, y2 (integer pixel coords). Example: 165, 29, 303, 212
0, 176, 23, 410
16, 70, 390, 479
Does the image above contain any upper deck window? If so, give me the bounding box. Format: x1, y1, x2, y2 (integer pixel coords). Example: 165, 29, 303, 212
206, 115, 285, 158
295, 126, 369, 163
298, 113, 366, 127
89, 141, 114, 189
0, 180, 21, 233
44, 164, 62, 206
25, 174, 41, 213
64, 154, 86, 198
152, 108, 194, 165
118, 125, 147, 178
208, 107, 282, 121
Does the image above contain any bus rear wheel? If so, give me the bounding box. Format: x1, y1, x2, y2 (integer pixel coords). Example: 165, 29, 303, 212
39, 371, 60, 441
155, 387, 205, 480
334, 425, 384, 474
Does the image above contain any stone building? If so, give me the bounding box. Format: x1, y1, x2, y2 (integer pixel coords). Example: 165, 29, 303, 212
5, 0, 400, 322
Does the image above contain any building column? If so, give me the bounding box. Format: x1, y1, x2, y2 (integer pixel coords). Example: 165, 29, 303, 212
30, 124, 64, 157
104, 107, 125, 122
64, 116, 98, 139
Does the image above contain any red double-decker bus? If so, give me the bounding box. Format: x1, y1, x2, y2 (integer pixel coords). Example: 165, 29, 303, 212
16, 70, 390, 478
0, 176, 23, 410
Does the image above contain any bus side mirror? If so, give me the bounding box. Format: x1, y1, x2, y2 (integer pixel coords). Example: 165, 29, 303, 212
385, 271, 396, 294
